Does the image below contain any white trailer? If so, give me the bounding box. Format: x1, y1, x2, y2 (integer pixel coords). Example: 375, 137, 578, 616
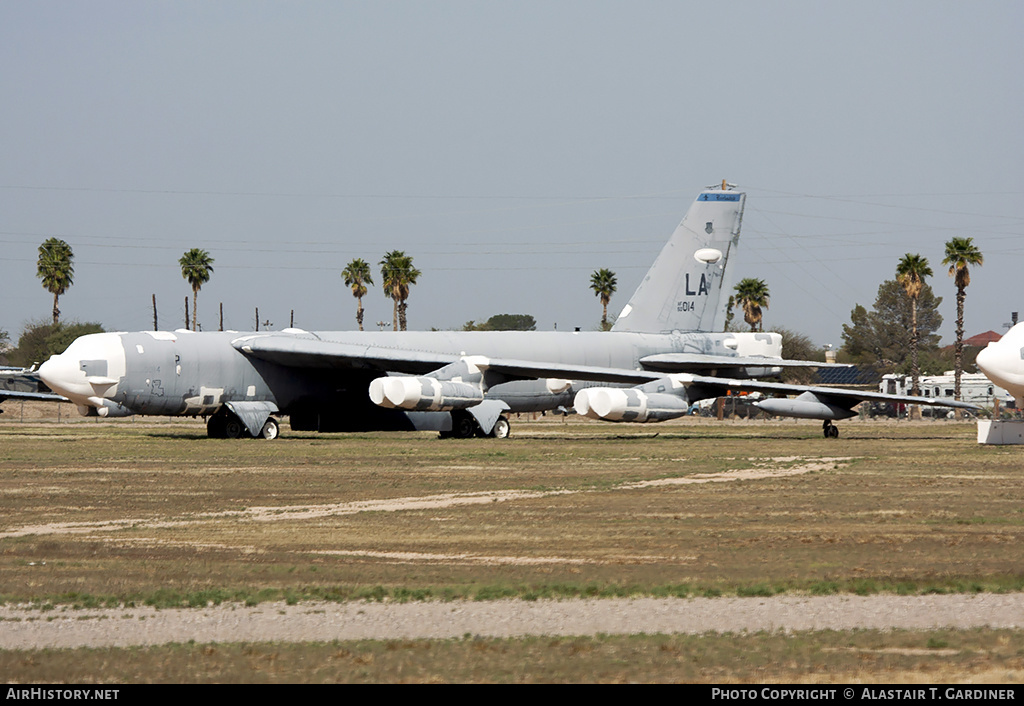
879, 372, 1011, 408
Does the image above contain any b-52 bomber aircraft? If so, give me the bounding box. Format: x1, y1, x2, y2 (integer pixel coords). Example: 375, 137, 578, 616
36, 183, 974, 439
0, 366, 64, 409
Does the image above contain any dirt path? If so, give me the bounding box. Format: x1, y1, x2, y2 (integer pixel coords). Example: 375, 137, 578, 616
0, 457, 851, 540
2, 593, 1022, 650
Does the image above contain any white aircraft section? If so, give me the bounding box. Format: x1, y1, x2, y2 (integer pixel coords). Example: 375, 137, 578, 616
976, 322, 1024, 408
39, 333, 126, 406
975, 322, 1024, 445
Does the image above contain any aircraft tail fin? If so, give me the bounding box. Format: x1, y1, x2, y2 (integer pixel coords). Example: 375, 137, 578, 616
612, 184, 745, 334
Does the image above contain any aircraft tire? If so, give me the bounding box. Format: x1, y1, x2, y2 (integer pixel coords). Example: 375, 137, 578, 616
829, 424, 840, 438
260, 418, 280, 440
451, 412, 478, 439
491, 415, 511, 439
207, 414, 226, 439
224, 416, 246, 439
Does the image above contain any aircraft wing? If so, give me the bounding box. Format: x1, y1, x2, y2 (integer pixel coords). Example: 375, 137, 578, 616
232, 334, 456, 374
233, 333, 662, 385
0, 389, 68, 403
574, 371, 981, 426
1, 368, 67, 404
673, 374, 979, 409
234, 334, 843, 381
464, 357, 661, 385
639, 353, 848, 372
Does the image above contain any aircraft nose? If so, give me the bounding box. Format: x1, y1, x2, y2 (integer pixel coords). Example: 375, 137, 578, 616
37, 333, 125, 404
975, 345, 995, 377
975, 341, 1021, 392
975, 342, 1010, 383
38, 351, 90, 400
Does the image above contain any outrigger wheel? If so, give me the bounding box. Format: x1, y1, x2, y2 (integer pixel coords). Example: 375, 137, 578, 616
822, 420, 840, 438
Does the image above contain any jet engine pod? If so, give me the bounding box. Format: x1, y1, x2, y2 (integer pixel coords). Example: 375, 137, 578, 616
753, 393, 856, 420
369, 376, 484, 412
574, 388, 688, 422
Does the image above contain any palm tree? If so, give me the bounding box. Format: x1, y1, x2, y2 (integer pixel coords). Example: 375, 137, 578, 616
342, 258, 374, 331
895, 253, 932, 399
179, 248, 215, 331
723, 295, 736, 332
943, 237, 983, 403
589, 268, 617, 330
36, 238, 75, 325
379, 250, 421, 331
733, 278, 770, 332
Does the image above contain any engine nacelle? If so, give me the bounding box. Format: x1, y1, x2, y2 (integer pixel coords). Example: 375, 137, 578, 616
369, 376, 484, 412
574, 388, 688, 422
754, 393, 856, 420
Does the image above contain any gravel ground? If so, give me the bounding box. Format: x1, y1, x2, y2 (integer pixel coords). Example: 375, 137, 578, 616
2, 594, 1022, 650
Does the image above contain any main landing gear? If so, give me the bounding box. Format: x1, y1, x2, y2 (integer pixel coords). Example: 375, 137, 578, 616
206, 408, 280, 439
440, 411, 511, 439
822, 420, 840, 438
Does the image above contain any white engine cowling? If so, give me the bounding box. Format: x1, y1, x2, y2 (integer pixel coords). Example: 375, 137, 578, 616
369, 376, 484, 412
574, 388, 688, 422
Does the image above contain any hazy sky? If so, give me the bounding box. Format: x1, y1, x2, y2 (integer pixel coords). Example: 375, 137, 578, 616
3, 1, 1022, 349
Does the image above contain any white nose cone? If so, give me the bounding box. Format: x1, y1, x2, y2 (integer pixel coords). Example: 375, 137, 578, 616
37, 333, 125, 405
977, 344, 1021, 392
38, 352, 89, 399
976, 324, 1024, 406
975, 344, 997, 380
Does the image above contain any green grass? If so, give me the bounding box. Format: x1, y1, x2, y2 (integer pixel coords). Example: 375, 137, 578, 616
1, 628, 1020, 683
5, 574, 1024, 610
2, 412, 1024, 681
2, 415, 1023, 607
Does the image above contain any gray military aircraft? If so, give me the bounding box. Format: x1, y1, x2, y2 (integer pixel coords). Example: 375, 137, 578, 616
35, 183, 973, 439
0, 366, 65, 408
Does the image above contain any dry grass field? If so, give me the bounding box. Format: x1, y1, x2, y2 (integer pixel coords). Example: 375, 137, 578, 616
2, 402, 1022, 682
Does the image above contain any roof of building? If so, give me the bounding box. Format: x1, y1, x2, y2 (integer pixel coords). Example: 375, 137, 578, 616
962, 330, 1003, 347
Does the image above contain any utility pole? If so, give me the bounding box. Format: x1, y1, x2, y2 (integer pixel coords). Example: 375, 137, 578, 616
255, 307, 259, 332
152, 294, 158, 331
219, 303, 223, 332
290, 310, 294, 328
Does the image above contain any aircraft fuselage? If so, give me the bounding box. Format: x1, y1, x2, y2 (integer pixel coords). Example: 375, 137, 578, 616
39, 328, 781, 433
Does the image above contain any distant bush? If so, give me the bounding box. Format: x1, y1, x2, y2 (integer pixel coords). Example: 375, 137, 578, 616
462, 314, 537, 331
7, 321, 105, 368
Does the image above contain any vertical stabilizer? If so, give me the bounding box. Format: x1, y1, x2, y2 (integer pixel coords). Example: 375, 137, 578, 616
612, 186, 745, 333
